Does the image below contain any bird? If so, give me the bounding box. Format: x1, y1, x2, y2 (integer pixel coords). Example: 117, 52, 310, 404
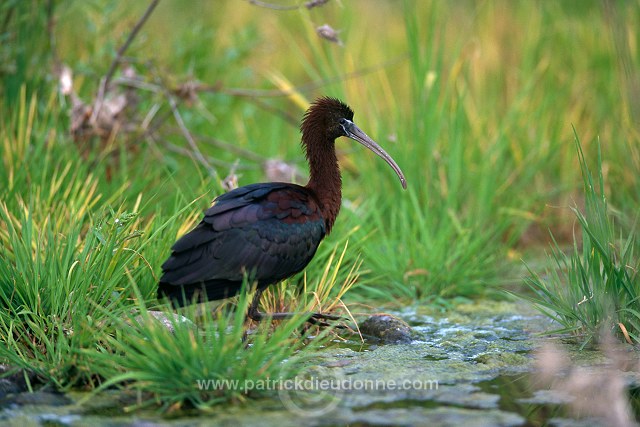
158, 96, 406, 323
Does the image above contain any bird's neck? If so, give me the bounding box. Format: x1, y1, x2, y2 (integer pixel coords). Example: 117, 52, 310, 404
304, 139, 342, 235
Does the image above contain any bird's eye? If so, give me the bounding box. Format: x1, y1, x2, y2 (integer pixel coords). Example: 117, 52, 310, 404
338, 118, 350, 135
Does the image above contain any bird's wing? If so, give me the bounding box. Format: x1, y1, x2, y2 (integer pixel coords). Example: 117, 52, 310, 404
159, 183, 326, 287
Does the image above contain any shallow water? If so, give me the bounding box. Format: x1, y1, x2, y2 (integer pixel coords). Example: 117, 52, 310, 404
1, 301, 639, 426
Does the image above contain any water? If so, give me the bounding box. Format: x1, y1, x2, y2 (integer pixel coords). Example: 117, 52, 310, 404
1, 301, 638, 426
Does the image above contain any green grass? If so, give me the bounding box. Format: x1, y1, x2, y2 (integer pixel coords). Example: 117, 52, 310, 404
88, 288, 322, 412
0, 92, 335, 408
522, 135, 640, 347
1, 0, 640, 411
350, 3, 560, 300
1, 0, 53, 107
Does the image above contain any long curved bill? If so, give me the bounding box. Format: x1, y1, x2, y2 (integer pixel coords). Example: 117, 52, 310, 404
343, 120, 407, 189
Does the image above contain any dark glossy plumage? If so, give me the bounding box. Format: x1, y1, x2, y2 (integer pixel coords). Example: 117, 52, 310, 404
158, 97, 406, 308
158, 183, 325, 304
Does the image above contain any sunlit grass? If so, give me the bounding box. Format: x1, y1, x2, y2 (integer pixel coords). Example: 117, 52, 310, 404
88, 288, 324, 412
0, 199, 154, 387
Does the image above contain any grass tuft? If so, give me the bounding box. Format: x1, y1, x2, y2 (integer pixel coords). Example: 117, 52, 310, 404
87, 286, 326, 412
521, 133, 640, 347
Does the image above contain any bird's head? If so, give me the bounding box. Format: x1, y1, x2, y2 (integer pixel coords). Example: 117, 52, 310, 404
301, 97, 354, 141
301, 97, 407, 189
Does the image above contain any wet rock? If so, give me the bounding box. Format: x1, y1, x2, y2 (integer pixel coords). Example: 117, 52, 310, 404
359, 314, 421, 344
11, 391, 72, 406
0, 365, 34, 398
0, 378, 22, 397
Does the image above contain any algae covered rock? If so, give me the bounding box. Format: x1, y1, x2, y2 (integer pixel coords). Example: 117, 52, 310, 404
359, 314, 421, 344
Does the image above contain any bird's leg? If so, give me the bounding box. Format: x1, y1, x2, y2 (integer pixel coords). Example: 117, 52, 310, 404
246, 289, 346, 328
247, 288, 265, 321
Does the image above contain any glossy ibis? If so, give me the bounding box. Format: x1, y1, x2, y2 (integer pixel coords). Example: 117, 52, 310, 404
158, 97, 406, 323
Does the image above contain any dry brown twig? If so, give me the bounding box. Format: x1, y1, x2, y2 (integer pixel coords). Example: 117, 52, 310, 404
164, 88, 217, 177
90, 0, 161, 126
186, 54, 407, 99
247, 0, 330, 11
247, 0, 342, 46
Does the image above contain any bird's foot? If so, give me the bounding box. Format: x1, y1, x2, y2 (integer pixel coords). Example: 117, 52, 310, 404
247, 308, 347, 328
307, 312, 348, 328
247, 290, 347, 328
